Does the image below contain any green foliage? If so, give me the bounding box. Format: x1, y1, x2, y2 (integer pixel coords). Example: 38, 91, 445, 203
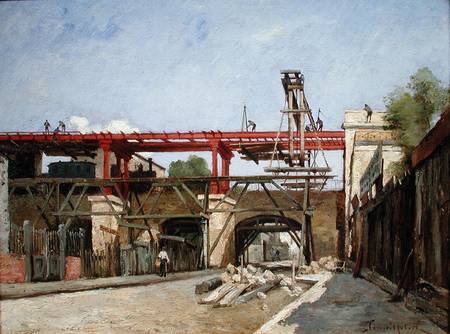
384, 67, 449, 159
168, 155, 211, 177
387, 160, 408, 179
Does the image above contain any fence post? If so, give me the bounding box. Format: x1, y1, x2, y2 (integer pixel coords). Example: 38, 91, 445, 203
58, 223, 66, 281
23, 220, 33, 282
79, 228, 85, 277
44, 228, 50, 280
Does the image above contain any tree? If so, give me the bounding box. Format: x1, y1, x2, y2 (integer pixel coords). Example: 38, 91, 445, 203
384, 67, 449, 171
168, 155, 211, 177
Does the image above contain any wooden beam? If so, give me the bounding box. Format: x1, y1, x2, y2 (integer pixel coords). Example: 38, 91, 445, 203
209, 183, 249, 254
239, 147, 259, 164
208, 207, 301, 213
100, 225, 120, 236
118, 222, 150, 230
125, 214, 203, 220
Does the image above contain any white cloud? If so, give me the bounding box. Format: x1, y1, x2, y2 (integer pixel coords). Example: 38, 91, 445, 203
106, 119, 139, 133
69, 116, 139, 133
254, 25, 285, 42
69, 116, 91, 132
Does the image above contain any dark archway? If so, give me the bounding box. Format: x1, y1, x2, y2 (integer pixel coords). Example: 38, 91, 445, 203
161, 217, 204, 269
235, 215, 302, 264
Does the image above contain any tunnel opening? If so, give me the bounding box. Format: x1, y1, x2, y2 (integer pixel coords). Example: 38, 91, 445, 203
235, 215, 302, 266
161, 217, 204, 270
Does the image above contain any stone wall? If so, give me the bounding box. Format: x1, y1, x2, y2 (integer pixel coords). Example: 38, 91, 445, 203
203, 194, 236, 267
88, 195, 123, 251
7, 185, 342, 268
236, 190, 341, 260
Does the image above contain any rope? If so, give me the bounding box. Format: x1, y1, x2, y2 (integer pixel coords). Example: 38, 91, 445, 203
269, 99, 286, 168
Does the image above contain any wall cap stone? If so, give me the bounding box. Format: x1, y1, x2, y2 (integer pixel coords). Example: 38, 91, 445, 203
87, 195, 123, 206
198, 194, 236, 206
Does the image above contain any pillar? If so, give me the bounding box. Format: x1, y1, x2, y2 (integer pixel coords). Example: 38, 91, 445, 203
100, 141, 112, 194
198, 194, 237, 267
221, 157, 230, 193
0, 155, 10, 253
210, 144, 219, 194
115, 156, 122, 177
123, 157, 130, 197
101, 142, 111, 179
23, 220, 32, 282
88, 195, 123, 251
34, 152, 43, 177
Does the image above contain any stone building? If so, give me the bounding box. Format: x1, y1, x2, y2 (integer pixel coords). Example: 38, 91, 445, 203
342, 109, 402, 258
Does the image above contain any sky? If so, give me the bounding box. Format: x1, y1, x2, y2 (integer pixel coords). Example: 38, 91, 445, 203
0, 0, 449, 181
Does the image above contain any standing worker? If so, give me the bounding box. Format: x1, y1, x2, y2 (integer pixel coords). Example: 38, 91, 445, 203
247, 120, 256, 132
316, 109, 323, 131
158, 246, 170, 277
58, 121, 66, 132
44, 120, 51, 133
364, 104, 373, 122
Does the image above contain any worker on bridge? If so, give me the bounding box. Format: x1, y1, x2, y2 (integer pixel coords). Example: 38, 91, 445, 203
158, 246, 170, 277
58, 121, 66, 132
247, 120, 256, 132
44, 120, 51, 133
316, 109, 323, 131
364, 104, 373, 122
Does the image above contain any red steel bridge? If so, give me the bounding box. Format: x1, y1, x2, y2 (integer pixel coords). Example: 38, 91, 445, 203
0, 130, 345, 193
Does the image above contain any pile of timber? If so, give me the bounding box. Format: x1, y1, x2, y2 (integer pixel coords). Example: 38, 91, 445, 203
196, 263, 302, 308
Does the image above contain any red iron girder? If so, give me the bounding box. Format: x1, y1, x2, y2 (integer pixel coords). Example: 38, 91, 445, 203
0, 130, 344, 142
121, 141, 344, 152
0, 130, 345, 157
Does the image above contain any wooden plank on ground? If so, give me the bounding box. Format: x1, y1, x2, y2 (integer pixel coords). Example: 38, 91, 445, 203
195, 277, 223, 294
295, 274, 324, 284
236, 280, 281, 304
215, 283, 251, 307
199, 282, 235, 304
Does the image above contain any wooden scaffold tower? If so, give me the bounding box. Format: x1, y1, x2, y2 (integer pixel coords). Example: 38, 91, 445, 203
264, 69, 332, 264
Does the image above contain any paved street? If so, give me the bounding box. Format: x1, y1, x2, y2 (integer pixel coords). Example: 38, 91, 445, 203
0, 273, 295, 334
267, 273, 445, 334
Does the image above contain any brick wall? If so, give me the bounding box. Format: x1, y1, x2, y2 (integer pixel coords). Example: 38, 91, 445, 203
65, 256, 81, 280
0, 253, 25, 283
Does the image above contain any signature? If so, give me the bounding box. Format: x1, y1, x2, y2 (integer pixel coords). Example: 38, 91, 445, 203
361, 319, 421, 332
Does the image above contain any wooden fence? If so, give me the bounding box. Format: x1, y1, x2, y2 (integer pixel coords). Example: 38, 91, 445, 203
365, 175, 415, 285
362, 138, 449, 290
81, 243, 120, 278
9, 224, 24, 255
166, 239, 199, 273
120, 240, 200, 276
9, 223, 202, 280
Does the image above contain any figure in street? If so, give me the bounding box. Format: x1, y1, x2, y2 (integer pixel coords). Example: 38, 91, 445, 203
158, 246, 170, 277
271, 247, 281, 262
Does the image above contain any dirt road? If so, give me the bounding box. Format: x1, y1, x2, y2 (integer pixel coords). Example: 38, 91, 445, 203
0, 273, 297, 334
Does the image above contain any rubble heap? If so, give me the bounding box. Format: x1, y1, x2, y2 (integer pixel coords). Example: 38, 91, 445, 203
297, 256, 344, 275
195, 256, 342, 308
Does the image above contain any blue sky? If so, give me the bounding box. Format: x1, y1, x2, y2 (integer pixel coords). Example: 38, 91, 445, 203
0, 0, 449, 179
